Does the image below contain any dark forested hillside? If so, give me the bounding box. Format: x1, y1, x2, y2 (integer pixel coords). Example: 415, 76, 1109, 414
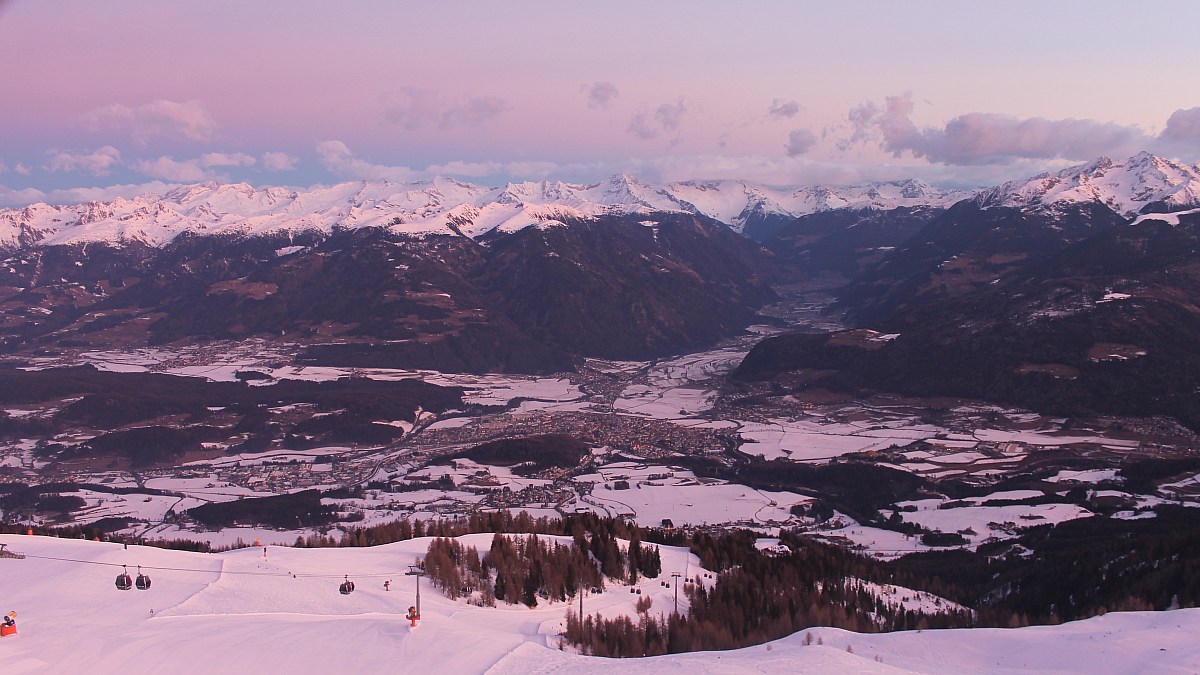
737, 211, 1200, 430
0, 214, 777, 373
765, 206, 943, 280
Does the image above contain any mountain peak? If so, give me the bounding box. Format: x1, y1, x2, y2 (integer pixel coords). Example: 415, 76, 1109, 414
978, 153, 1200, 217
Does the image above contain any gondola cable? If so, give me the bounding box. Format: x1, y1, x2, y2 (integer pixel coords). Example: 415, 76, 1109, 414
19, 552, 411, 582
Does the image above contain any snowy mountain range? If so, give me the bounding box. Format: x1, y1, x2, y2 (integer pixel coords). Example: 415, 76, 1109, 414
0, 175, 969, 251
4, 152, 1197, 252
976, 151, 1200, 217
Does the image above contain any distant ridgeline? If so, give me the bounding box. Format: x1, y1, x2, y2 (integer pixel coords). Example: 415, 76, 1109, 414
10, 507, 1200, 657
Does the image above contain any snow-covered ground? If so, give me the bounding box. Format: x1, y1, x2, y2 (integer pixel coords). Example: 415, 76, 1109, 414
1, 534, 1198, 674
566, 462, 807, 528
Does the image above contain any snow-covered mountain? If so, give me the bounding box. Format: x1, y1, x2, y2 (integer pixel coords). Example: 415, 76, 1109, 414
4, 153, 1199, 252
664, 178, 969, 234
977, 151, 1200, 217
0, 175, 971, 251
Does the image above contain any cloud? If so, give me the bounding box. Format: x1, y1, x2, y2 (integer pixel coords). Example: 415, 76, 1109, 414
627, 98, 688, 141
260, 152, 298, 171
0, 161, 29, 176
382, 87, 444, 130
0, 184, 47, 207
316, 141, 578, 183
83, 99, 216, 144
785, 129, 818, 157
627, 112, 660, 140
424, 159, 559, 179
133, 156, 211, 182
316, 140, 421, 181
769, 99, 802, 119
842, 92, 1153, 165
655, 99, 687, 130
199, 152, 256, 168
129, 150, 286, 182
0, 180, 194, 208
45, 146, 122, 175
583, 81, 619, 110
440, 96, 508, 129
1161, 107, 1200, 146
382, 88, 508, 130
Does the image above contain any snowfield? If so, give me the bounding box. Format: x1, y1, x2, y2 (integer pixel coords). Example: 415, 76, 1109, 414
2, 534, 1199, 674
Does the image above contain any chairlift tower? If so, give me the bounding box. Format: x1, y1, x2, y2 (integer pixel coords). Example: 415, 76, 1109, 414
405, 564, 425, 625
671, 572, 683, 615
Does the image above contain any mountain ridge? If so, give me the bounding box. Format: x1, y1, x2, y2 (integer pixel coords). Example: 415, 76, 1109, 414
0, 174, 973, 250
7, 152, 1200, 252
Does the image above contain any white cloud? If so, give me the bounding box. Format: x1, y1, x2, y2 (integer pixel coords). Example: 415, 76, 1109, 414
0, 184, 47, 207
768, 99, 802, 119
48, 181, 185, 204
583, 81, 619, 110
83, 99, 216, 144
785, 129, 818, 157
133, 156, 212, 182
841, 92, 1150, 165
0, 180, 192, 208
424, 159, 561, 179
260, 152, 298, 171
316, 141, 573, 183
199, 152, 256, 168
316, 140, 421, 181
44, 146, 123, 176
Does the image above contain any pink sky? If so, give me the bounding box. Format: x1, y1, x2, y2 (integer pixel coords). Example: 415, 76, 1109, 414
2, 0, 1199, 205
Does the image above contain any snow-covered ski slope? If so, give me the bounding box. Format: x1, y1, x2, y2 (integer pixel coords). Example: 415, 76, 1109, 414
1, 534, 1198, 674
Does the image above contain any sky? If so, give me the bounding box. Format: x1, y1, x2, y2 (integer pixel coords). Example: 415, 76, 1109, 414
2, 0, 1200, 205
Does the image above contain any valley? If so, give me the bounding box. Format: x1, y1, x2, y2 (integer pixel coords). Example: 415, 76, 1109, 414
3, 153, 1200, 666
8, 5, 1200, 670
4, 280, 1195, 562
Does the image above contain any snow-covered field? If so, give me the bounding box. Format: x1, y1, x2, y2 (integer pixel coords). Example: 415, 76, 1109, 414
1, 534, 1198, 674
738, 418, 936, 461
567, 462, 807, 528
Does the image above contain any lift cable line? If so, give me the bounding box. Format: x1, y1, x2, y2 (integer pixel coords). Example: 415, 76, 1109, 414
17, 552, 417, 580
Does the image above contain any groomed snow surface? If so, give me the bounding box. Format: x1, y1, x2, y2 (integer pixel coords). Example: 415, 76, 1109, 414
2, 534, 1199, 674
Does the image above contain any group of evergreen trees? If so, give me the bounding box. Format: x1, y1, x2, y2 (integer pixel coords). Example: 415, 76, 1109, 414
421, 529, 661, 608
324, 510, 687, 550
563, 530, 975, 657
